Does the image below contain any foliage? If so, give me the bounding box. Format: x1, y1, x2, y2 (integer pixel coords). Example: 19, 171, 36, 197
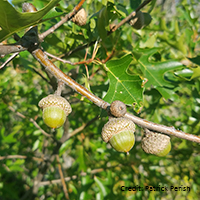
0, 0, 200, 199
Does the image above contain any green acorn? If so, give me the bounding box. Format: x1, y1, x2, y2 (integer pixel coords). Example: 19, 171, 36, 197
141, 129, 171, 157
101, 117, 135, 153
38, 95, 72, 129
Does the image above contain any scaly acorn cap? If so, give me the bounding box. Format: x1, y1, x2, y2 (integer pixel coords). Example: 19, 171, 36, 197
72, 8, 87, 26
38, 94, 72, 115
141, 130, 171, 157
101, 117, 135, 153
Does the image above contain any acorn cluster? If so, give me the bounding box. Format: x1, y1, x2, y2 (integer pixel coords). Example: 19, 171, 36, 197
38, 97, 171, 156
100, 100, 171, 156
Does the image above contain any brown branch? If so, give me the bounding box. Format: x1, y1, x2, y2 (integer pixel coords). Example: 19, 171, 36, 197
44, 51, 74, 65
125, 112, 200, 143
0, 44, 28, 55
110, 0, 152, 32
0, 52, 19, 69
56, 155, 69, 199
31, 48, 110, 109
39, 0, 86, 40
70, 115, 99, 137
65, 0, 153, 57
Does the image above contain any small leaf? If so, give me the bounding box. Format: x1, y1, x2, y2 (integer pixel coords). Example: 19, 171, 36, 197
103, 54, 143, 111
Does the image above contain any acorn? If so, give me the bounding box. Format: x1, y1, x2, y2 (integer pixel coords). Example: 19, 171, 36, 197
38, 94, 72, 129
141, 129, 171, 157
101, 117, 135, 153
72, 8, 87, 26
110, 100, 127, 117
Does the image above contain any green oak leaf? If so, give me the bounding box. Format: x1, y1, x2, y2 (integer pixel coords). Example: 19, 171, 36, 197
103, 54, 143, 111
0, 0, 61, 42
138, 48, 184, 100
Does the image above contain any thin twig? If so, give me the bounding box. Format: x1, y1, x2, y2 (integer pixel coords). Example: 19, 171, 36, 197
70, 115, 99, 137
0, 52, 19, 69
8, 106, 51, 138
54, 81, 65, 96
110, 0, 152, 32
56, 155, 69, 199
65, 0, 153, 57
44, 51, 74, 65
0, 44, 28, 55
39, 0, 86, 40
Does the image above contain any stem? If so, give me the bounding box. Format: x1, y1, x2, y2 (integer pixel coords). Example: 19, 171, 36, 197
125, 113, 200, 143
39, 0, 86, 40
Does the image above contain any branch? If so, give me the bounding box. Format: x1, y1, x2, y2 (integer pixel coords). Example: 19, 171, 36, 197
125, 113, 200, 143
56, 155, 69, 199
0, 44, 27, 56
8, 106, 51, 138
70, 115, 99, 137
39, 0, 86, 40
65, 0, 153, 57
0, 52, 19, 69
31, 48, 110, 109
110, 0, 152, 32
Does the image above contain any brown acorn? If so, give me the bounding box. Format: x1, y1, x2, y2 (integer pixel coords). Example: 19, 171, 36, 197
72, 8, 87, 26
38, 95, 72, 129
110, 100, 127, 117
141, 129, 171, 157
101, 117, 135, 153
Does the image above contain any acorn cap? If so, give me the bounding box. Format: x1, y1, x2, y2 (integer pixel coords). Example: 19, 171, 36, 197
141, 131, 171, 156
72, 8, 87, 26
101, 117, 135, 143
38, 94, 72, 115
